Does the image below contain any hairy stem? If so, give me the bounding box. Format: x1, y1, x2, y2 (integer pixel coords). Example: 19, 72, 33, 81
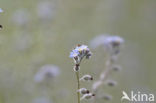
76, 71, 80, 103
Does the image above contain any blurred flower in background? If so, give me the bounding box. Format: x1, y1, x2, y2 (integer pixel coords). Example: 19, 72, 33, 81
11, 9, 31, 27
34, 64, 60, 83
90, 34, 124, 55
36, 1, 56, 22
14, 33, 33, 51
89, 35, 108, 49
104, 35, 124, 55
0, 8, 3, 13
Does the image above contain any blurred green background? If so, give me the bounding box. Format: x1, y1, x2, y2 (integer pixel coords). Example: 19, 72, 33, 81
0, 0, 156, 103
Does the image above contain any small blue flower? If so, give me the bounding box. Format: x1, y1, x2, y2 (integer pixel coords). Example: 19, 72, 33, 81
69, 49, 79, 58
70, 45, 92, 64
75, 45, 88, 52
0, 8, 3, 13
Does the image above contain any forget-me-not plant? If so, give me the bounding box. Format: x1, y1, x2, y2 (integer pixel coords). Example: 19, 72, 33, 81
70, 44, 94, 103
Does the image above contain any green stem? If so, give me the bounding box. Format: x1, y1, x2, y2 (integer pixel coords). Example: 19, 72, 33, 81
76, 71, 80, 103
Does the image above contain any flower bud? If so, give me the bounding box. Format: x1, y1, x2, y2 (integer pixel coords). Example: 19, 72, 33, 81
80, 93, 95, 100
105, 79, 117, 87
0, 25, 2, 30
78, 88, 90, 94
112, 65, 122, 71
101, 94, 112, 101
86, 52, 92, 59
73, 64, 80, 72
73, 56, 81, 64
80, 75, 93, 81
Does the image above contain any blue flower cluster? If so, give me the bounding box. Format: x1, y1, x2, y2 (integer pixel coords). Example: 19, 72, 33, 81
70, 45, 89, 58
69, 45, 92, 64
